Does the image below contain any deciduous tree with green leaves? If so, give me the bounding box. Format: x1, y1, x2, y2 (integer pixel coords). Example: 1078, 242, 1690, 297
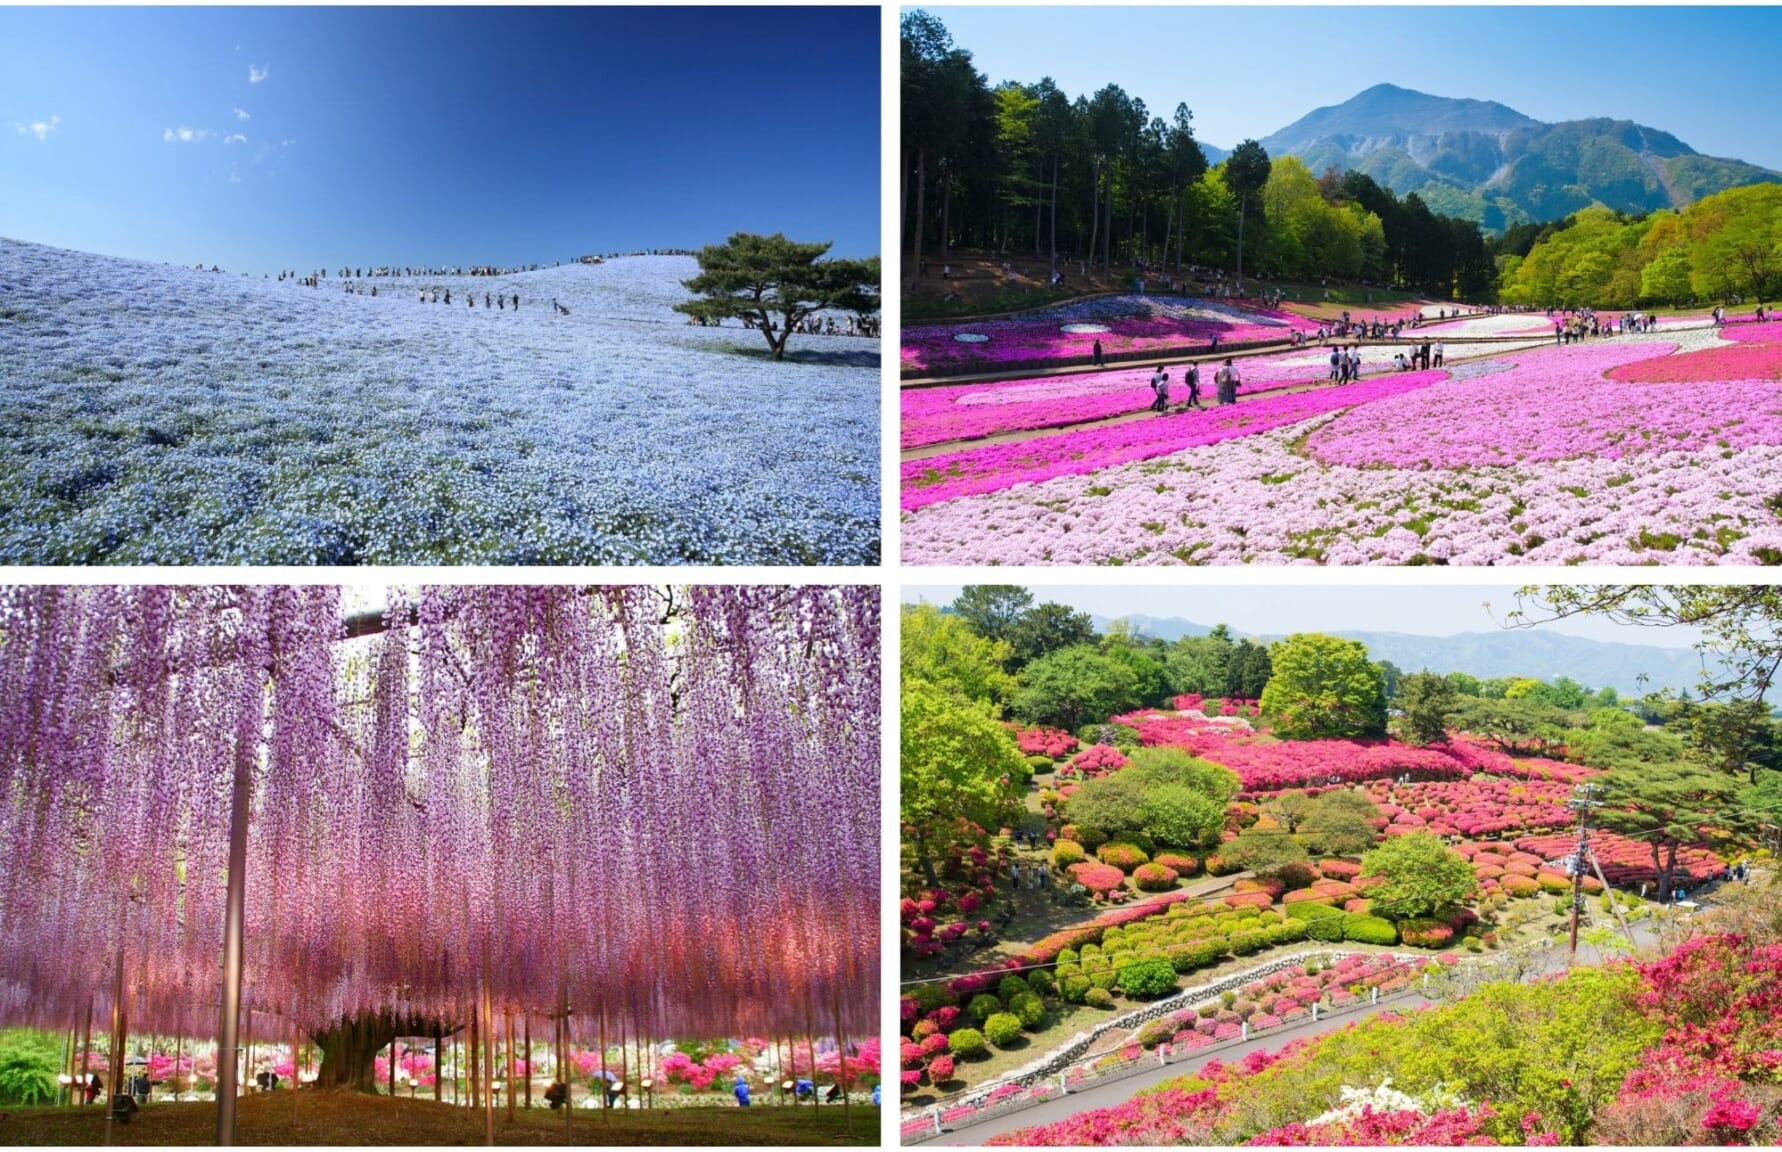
675, 232, 878, 360
1360, 831, 1476, 919
901, 603, 1016, 708
901, 679, 1026, 885
1300, 789, 1381, 857
1011, 645, 1142, 731
1259, 633, 1387, 740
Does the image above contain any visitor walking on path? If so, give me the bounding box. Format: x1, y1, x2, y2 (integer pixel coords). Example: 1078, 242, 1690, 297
1092, 339, 1105, 367
1149, 366, 1170, 413
1184, 362, 1203, 409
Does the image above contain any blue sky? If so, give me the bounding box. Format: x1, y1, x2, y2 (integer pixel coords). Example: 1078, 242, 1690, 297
1, 7, 879, 272
914, 6, 1782, 170
902, 586, 1701, 648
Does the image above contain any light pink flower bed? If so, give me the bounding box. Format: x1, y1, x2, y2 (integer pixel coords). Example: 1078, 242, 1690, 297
902, 369, 1449, 510
1304, 339, 1782, 469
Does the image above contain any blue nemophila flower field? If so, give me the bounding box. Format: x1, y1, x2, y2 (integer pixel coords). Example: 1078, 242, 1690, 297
0, 239, 880, 565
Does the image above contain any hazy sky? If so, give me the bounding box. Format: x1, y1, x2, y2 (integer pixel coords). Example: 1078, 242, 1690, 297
0, 7, 879, 272
913, 6, 1782, 170
902, 585, 1703, 648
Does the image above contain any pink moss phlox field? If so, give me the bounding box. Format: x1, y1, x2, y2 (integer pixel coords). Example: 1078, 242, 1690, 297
1608, 320, 1782, 383
902, 368, 1165, 449
902, 295, 1317, 374
1297, 340, 1782, 469
0, 585, 880, 1043
903, 369, 1449, 511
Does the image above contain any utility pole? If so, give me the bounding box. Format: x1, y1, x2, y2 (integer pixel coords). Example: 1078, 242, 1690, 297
1566, 783, 1604, 965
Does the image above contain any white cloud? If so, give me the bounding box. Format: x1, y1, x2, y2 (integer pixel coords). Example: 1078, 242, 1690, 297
224, 133, 247, 145
15, 115, 60, 141
234, 107, 251, 121
248, 65, 269, 84
229, 166, 241, 184
163, 126, 214, 144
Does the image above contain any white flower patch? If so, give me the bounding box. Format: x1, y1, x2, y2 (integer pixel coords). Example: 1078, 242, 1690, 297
0, 240, 879, 564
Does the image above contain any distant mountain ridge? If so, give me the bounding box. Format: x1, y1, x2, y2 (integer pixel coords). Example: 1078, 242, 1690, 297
1096, 613, 1710, 696
1211, 83, 1781, 230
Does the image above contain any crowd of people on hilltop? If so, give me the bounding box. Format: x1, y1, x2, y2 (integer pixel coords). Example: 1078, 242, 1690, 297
575, 248, 699, 263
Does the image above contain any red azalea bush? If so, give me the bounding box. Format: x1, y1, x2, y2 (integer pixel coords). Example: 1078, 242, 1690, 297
1070, 860, 1127, 896
926, 1055, 956, 1084
1397, 918, 1456, 948
1061, 743, 1129, 780
1013, 724, 1079, 759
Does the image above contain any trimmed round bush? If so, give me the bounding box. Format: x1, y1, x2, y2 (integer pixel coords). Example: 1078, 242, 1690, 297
1026, 968, 1056, 995
1084, 987, 1114, 1008
1284, 901, 1343, 923
1225, 890, 1273, 910
1132, 862, 1180, 891
948, 1027, 987, 1058
1070, 860, 1126, 895
1282, 888, 1336, 907
1115, 957, 1179, 998
919, 1032, 950, 1057
1060, 975, 1091, 1003
998, 974, 1029, 1002
1052, 839, 1087, 869
1205, 853, 1239, 876
1304, 915, 1344, 942
1026, 755, 1055, 774
1155, 853, 1201, 876
1501, 875, 1539, 897
1097, 842, 1151, 872
1341, 914, 1398, 945
1135, 1017, 1175, 1049
1536, 871, 1571, 895
927, 1055, 956, 1083
1398, 918, 1456, 948
912, 983, 957, 1012
967, 993, 1002, 1022
1010, 991, 1045, 1027
983, 1011, 1024, 1046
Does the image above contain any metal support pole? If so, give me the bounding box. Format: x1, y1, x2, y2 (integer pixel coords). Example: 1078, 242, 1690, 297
216, 740, 253, 1146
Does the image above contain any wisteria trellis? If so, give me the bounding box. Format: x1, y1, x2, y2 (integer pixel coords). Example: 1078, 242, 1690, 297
0, 584, 879, 1047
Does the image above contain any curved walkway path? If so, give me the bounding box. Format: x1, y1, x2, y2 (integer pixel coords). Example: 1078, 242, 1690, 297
900, 326, 1705, 464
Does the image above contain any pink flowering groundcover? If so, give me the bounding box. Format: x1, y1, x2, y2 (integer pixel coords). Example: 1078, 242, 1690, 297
901, 295, 1317, 374
902, 369, 1451, 510
1306, 339, 1782, 469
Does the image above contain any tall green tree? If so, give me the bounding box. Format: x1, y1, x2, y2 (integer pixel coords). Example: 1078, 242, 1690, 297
1219, 828, 1310, 878
1005, 601, 1096, 670
675, 233, 878, 360
1223, 140, 1272, 283
1594, 761, 1745, 899
901, 679, 1026, 885
1011, 645, 1142, 731
950, 585, 1034, 647
901, 603, 1016, 707
1259, 633, 1387, 740
1397, 670, 1460, 745
1361, 831, 1477, 919
1300, 789, 1381, 856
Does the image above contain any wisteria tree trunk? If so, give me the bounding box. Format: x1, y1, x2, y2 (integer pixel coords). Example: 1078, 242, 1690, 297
312, 1013, 455, 1093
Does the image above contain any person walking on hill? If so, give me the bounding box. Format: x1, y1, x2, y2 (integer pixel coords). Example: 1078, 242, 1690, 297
1092, 338, 1105, 368
1184, 361, 1203, 409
